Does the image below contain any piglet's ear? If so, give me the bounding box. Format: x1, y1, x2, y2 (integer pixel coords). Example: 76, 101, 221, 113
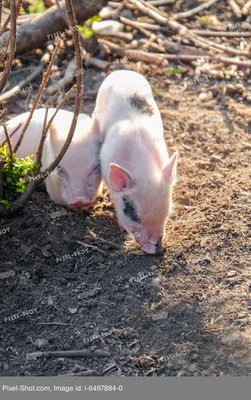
109, 163, 133, 192
162, 151, 178, 185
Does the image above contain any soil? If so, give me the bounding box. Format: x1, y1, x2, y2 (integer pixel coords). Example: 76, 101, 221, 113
0, 7, 251, 376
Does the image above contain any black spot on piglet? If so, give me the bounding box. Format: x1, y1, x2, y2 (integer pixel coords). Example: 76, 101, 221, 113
129, 94, 154, 116
123, 195, 140, 223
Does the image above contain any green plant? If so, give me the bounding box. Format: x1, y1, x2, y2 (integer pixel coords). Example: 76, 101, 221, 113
0, 144, 39, 197
78, 14, 101, 38
28, 0, 45, 14
0, 199, 12, 211
169, 66, 183, 76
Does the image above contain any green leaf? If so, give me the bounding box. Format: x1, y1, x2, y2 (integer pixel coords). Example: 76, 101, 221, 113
169, 66, 183, 76
28, 0, 45, 14
0, 200, 12, 211
78, 14, 101, 38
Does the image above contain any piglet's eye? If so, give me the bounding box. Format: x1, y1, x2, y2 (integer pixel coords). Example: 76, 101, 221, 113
57, 166, 65, 176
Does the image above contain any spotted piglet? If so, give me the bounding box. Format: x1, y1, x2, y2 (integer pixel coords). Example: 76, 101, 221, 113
92, 70, 178, 254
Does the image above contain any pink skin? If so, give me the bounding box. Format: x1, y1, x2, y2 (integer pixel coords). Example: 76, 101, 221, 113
108, 154, 177, 254
94, 70, 178, 254
0, 108, 102, 209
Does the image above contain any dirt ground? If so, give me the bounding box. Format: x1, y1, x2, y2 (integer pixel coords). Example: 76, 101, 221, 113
1, 51, 251, 375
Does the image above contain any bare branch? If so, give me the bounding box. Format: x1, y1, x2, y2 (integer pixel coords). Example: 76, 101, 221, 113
0, 0, 17, 95
36, 107, 49, 167
3, 123, 13, 162
0, 157, 4, 200
0, 122, 22, 147
13, 42, 61, 153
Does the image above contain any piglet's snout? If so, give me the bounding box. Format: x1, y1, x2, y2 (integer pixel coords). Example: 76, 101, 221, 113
155, 236, 164, 255
139, 234, 164, 255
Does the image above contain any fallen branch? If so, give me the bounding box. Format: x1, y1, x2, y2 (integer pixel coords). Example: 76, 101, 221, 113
27, 349, 111, 360
99, 38, 167, 64
99, 39, 251, 68
149, 0, 175, 4
0, 62, 45, 102
242, 1, 251, 15
76, 240, 109, 255
85, 57, 110, 70
192, 35, 251, 57
120, 15, 153, 37
228, 0, 242, 19
175, 0, 219, 19
127, 0, 169, 25
1, 0, 109, 55
191, 30, 251, 37
58, 370, 101, 376
127, 0, 251, 58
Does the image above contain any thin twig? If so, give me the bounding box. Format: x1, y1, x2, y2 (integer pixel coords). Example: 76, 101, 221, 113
0, 0, 2, 29
120, 16, 152, 37
127, 0, 168, 25
191, 30, 251, 37
58, 370, 101, 376
0, 63, 45, 102
0, 157, 4, 199
26, 349, 111, 360
175, 0, 219, 19
99, 38, 166, 64
0, 0, 22, 34
76, 240, 109, 255
149, 0, 175, 4
192, 35, 250, 57
86, 235, 125, 250
0, 34, 11, 62
3, 123, 13, 162
37, 322, 68, 326
36, 107, 49, 166
0, 122, 22, 147
13, 43, 61, 153
38, 0, 83, 181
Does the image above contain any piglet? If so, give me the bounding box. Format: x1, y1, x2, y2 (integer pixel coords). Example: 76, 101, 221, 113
0, 108, 102, 209
92, 70, 178, 254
